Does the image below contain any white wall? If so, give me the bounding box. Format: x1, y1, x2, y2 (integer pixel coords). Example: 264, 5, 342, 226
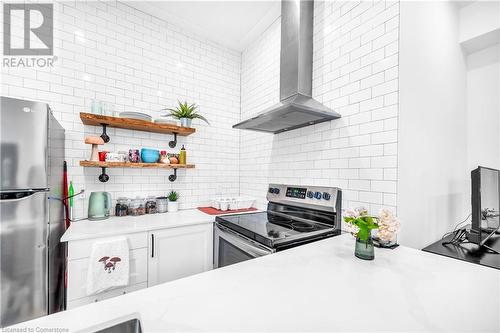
398, 1, 469, 249
459, 0, 500, 41
240, 1, 400, 215
1, 1, 241, 216
466, 45, 500, 171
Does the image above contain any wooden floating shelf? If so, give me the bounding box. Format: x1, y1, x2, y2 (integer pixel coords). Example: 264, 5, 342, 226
80, 112, 196, 136
80, 161, 195, 169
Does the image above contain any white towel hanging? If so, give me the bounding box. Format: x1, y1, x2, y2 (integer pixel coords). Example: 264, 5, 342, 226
86, 237, 130, 296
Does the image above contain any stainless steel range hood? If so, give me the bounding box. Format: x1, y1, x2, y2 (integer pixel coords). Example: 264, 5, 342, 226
233, 0, 341, 134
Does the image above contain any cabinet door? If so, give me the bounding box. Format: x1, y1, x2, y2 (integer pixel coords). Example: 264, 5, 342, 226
148, 223, 213, 287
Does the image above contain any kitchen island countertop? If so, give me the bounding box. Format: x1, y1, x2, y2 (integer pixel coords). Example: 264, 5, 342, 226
11, 234, 500, 332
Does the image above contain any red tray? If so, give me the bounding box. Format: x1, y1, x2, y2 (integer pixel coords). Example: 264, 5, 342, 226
197, 206, 257, 216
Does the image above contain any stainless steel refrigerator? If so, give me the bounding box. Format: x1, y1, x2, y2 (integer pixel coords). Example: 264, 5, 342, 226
0, 96, 65, 327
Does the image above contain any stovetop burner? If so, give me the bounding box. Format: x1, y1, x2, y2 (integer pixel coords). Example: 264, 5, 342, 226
290, 221, 315, 232
267, 229, 288, 238
216, 211, 335, 249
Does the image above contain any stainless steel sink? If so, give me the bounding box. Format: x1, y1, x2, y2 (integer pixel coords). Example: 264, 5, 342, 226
94, 318, 142, 333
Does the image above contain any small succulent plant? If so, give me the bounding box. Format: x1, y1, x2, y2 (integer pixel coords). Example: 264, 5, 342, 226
167, 190, 178, 202
162, 101, 209, 124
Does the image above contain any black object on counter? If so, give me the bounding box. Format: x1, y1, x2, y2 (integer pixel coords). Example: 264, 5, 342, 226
422, 227, 500, 270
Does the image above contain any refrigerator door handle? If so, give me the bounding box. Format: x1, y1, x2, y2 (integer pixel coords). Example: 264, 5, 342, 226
0, 189, 49, 202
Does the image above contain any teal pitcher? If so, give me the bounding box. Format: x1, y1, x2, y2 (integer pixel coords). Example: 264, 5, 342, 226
88, 192, 111, 220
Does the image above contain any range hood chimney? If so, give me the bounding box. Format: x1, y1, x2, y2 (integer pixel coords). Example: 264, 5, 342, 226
233, 0, 341, 134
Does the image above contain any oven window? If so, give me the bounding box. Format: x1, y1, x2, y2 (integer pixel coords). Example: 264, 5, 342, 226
219, 238, 253, 268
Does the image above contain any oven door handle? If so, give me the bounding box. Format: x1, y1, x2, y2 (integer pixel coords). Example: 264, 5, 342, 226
216, 224, 273, 257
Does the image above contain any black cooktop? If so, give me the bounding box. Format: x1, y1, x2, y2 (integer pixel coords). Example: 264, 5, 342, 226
216, 211, 336, 249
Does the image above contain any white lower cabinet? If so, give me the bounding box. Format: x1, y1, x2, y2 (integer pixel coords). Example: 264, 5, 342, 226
67, 282, 148, 309
66, 232, 149, 309
67, 247, 148, 302
65, 223, 213, 309
148, 223, 213, 286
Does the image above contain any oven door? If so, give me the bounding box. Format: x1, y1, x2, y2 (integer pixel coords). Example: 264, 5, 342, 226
214, 223, 274, 269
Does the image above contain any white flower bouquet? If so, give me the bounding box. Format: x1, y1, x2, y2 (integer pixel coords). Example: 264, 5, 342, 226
344, 207, 401, 247
374, 208, 401, 246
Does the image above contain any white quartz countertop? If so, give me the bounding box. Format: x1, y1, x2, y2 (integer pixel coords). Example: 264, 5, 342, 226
61, 209, 217, 242
12, 233, 499, 332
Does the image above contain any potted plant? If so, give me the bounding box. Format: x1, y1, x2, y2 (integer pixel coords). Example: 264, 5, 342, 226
167, 190, 179, 212
344, 208, 379, 260
162, 101, 209, 128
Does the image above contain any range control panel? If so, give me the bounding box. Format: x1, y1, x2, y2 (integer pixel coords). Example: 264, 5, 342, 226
285, 187, 307, 199
267, 184, 341, 212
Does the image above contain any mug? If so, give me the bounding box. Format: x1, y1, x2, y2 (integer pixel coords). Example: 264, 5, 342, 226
129, 149, 140, 163
105, 152, 120, 162
117, 151, 128, 162
98, 151, 107, 162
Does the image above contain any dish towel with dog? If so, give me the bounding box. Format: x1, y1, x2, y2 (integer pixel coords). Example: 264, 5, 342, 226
86, 237, 130, 296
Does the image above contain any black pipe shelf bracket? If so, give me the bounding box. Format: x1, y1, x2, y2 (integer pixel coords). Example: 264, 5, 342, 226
98, 167, 109, 182
99, 122, 178, 148
169, 169, 177, 182
80, 161, 193, 183
100, 123, 110, 143
169, 133, 177, 148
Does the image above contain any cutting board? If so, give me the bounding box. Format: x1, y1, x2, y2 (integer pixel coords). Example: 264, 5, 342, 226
197, 207, 258, 216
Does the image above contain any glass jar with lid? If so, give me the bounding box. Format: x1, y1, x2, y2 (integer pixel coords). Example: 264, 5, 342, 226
129, 197, 145, 216
115, 197, 129, 217
145, 196, 157, 214
156, 196, 168, 213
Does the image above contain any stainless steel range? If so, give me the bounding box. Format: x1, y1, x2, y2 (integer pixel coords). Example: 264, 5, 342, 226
214, 184, 342, 268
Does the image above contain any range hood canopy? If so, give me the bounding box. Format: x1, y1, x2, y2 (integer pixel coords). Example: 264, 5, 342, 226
233, 0, 341, 134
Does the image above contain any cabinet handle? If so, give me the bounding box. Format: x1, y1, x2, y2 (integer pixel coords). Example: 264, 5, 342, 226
151, 234, 155, 258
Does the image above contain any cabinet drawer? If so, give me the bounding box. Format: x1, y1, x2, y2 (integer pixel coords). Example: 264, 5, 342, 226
66, 282, 147, 310
67, 232, 148, 260
67, 247, 147, 301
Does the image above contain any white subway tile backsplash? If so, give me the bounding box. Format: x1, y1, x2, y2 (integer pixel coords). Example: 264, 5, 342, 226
359, 168, 384, 180
372, 78, 399, 97
371, 130, 398, 144
372, 104, 398, 120
359, 191, 384, 204
2, 1, 241, 215
372, 156, 398, 169
359, 144, 384, 157
349, 179, 372, 191
384, 193, 398, 206
360, 120, 385, 134
3, 0, 400, 217
384, 168, 398, 181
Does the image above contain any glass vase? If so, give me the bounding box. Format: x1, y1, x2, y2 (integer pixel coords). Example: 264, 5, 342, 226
355, 236, 375, 260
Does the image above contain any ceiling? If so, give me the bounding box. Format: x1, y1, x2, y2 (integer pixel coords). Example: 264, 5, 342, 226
123, 1, 281, 52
